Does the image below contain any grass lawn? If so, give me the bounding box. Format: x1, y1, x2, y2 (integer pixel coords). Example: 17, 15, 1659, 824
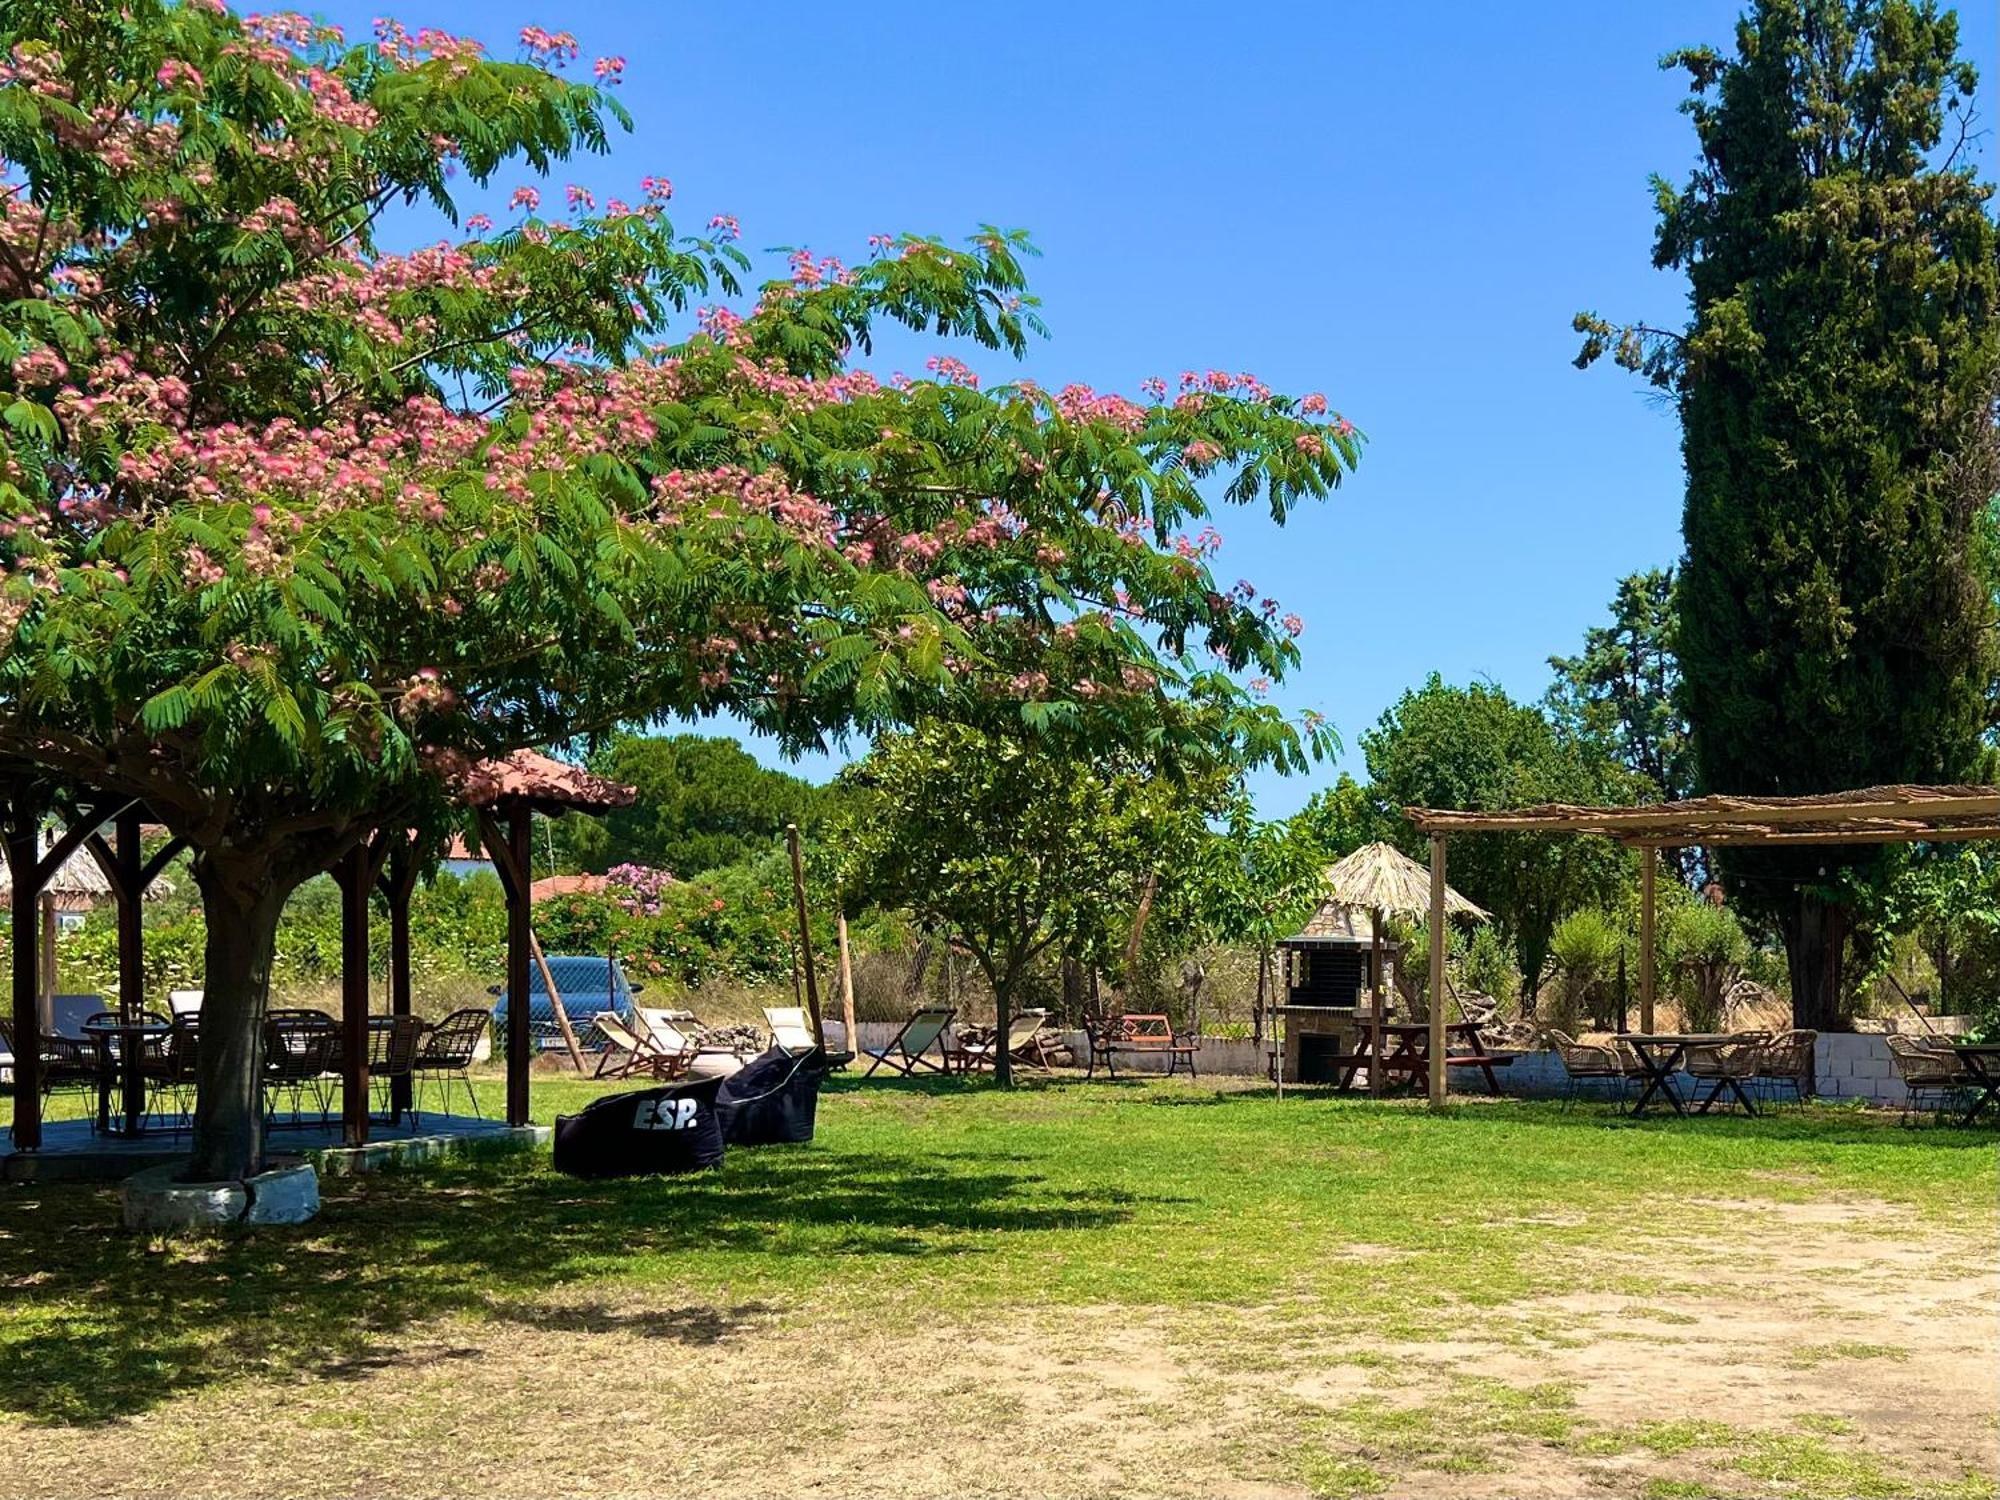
2, 1074, 1996, 1498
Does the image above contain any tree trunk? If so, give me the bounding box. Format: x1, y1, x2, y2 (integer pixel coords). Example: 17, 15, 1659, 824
1253, 945, 1269, 1044
1781, 891, 1851, 1047
992, 976, 1014, 1089
183, 852, 298, 1182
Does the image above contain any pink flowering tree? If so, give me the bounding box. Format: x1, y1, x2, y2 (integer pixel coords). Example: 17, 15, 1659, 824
0, 1, 1358, 1178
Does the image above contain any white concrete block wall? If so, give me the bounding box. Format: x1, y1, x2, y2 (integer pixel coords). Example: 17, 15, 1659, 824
844, 1018, 1922, 1108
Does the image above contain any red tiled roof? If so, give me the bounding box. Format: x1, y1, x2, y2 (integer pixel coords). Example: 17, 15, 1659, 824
529, 872, 611, 902
456, 750, 636, 815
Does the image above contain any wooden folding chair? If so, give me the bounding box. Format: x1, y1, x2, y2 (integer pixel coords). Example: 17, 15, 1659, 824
591, 1013, 667, 1079
632, 1008, 701, 1081
861, 1006, 957, 1077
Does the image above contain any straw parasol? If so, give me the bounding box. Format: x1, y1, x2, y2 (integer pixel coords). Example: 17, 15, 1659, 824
1316, 842, 1486, 1095
1317, 841, 1487, 924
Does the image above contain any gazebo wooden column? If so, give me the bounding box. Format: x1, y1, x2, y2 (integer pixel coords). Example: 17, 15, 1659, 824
379, 840, 419, 1121
4, 788, 136, 1148
334, 842, 373, 1147
478, 806, 534, 1129
4, 785, 48, 1150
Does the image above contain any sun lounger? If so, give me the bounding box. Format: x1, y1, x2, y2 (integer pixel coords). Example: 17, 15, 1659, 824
861, 1006, 956, 1077
764, 1006, 820, 1054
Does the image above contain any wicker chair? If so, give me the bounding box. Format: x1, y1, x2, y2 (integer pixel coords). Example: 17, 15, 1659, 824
148, 1017, 201, 1133
1684, 1032, 1767, 1113
411, 1008, 490, 1124
1, 1017, 102, 1128
1547, 1029, 1630, 1109
1884, 1034, 1973, 1123
264, 1009, 337, 1126
367, 1015, 427, 1124
1751, 1029, 1816, 1106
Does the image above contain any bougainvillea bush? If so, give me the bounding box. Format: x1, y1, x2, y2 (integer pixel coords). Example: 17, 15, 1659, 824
0, 2, 1357, 1176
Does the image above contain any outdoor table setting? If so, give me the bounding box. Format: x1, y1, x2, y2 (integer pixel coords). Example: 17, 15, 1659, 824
1349, 1020, 1508, 1094
79, 1013, 174, 1136
1948, 1041, 2000, 1125
1616, 1034, 1714, 1117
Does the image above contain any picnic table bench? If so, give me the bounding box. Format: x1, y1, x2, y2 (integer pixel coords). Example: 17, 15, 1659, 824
1084, 1013, 1199, 1079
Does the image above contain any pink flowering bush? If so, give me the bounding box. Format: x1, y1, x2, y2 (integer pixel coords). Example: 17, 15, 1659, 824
0, 0, 1358, 1176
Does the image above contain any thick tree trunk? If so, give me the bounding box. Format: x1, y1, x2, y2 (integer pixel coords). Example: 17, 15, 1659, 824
184, 853, 298, 1182
1781, 892, 1851, 1051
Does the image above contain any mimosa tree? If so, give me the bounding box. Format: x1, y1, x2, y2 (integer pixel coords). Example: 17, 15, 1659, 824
0, 2, 1357, 1177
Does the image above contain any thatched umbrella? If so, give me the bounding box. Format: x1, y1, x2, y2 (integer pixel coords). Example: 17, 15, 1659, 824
1316, 842, 1486, 1095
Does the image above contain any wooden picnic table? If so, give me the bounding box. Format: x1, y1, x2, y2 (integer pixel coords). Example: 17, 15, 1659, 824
1619, 1033, 1731, 1118
1949, 1042, 2000, 1126
1348, 1021, 1511, 1094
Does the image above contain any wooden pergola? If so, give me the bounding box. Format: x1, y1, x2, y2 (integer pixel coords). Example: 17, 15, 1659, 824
1402, 784, 2000, 1107
4, 750, 631, 1155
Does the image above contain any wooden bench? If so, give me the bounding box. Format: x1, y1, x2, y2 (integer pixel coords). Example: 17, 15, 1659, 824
1086, 1013, 1199, 1079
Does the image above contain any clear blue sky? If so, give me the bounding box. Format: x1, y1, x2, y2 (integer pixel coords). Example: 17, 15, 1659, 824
326, 0, 1998, 814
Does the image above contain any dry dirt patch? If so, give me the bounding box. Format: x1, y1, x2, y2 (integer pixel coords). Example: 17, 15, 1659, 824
4, 1197, 1995, 1499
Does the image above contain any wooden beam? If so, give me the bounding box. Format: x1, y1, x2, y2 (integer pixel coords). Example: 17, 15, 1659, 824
1629, 822, 2000, 848
528, 928, 585, 1072
1639, 847, 1657, 1035
1428, 836, 1447, 1109
1407, 788, 2000, 837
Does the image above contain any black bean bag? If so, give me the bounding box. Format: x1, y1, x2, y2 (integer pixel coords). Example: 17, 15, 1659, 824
716, 1046, 833, 1146
553, 1075, 726, 1178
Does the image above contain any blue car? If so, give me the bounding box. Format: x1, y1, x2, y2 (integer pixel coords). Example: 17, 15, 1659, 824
490, 954, 642, 1048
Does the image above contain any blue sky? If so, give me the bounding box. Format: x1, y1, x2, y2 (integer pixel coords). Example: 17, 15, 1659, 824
326, 0, 1999, 814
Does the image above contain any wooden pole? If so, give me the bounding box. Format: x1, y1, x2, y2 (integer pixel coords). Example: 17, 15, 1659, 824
785, 825, 823, 1045
528, 928, 586, 1071
1639, 845, 1657, 1034
1428, 836, 1448, 1108
1370, 907, 1385, 1097
337, 842, 371, 1148
836, 911, 857, 1056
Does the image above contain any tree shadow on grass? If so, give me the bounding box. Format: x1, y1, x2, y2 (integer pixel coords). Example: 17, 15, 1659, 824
0, 1140, 1155, 1427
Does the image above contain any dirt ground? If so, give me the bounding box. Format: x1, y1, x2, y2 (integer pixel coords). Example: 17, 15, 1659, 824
6, 1194, 1995, 1499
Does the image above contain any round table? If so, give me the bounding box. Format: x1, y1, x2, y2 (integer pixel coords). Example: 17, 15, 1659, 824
80, 1018, 173, 1136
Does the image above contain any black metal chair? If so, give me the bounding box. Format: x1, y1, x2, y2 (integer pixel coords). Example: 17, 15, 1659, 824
1, 1017, 100, 1129
411, 1008, 491, 1125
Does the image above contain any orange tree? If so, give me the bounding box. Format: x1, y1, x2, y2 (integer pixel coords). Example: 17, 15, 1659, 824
0, 2, 1357, 1176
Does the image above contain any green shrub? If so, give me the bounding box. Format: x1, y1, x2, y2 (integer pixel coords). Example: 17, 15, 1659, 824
1661, 901, 1749, 1032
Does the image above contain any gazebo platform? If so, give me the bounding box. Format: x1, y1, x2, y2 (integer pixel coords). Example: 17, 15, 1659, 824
2, 1114, 549, 1184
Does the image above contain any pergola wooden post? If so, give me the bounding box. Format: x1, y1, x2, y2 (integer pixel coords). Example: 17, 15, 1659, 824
478, 806, 535, 1129
379, 837, 420, 1122
1368, 907, 1385, 1098
1427, 836, 1448, 1108
1639, 845, 1657, 1034
335, 841, 373, 1147
4, 785, 48, 1150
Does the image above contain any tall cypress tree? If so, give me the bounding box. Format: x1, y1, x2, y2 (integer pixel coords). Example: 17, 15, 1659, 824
1577, 1, 2000, 1029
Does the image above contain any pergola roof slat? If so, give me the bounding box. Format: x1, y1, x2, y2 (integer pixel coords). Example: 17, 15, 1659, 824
1404, 783, 2000, 846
